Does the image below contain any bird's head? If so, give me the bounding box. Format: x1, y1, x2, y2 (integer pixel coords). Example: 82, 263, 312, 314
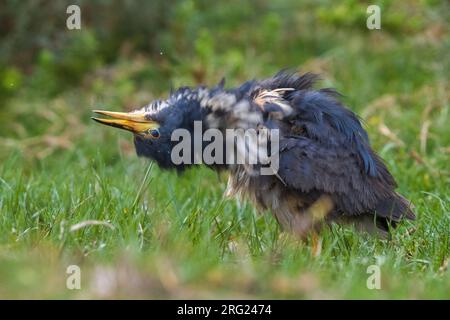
92, 87, 213, 170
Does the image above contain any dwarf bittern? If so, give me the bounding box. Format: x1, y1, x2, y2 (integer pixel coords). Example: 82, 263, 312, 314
93, 71, 414, 237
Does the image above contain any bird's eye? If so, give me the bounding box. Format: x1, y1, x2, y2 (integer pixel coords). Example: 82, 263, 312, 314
148, 129, 160, 139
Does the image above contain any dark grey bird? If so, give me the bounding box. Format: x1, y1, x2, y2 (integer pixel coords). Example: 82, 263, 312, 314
92, 71, 415, 238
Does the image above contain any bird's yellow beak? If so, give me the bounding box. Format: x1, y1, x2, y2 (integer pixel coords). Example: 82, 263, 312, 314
91, 110, 159, 134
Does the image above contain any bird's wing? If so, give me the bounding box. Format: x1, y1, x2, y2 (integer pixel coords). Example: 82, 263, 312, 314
279, 137, 381, 215
278, 136, 414, 221
263, 73, 414, 221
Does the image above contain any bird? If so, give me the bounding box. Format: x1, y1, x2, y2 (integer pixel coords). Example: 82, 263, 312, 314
92, 70, 415, 238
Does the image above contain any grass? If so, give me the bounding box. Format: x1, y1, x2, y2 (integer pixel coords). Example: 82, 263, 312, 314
0, 1, 449, 299
0, 148, 448, 299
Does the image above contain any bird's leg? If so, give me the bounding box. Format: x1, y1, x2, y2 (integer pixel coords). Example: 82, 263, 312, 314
310, 231, 322, 257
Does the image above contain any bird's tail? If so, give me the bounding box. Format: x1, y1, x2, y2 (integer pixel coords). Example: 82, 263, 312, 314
351, 193, 415, 237
375, 192, 415, 223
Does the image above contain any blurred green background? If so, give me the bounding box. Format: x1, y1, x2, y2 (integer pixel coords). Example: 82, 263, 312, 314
0, 0, 448, 298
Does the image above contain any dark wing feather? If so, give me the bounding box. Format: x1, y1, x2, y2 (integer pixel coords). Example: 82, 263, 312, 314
279, 136, 414, 221
262, 72, 414, 221
259, 70, 320, 91
280, 138, 384, 215
256, 71, 377, 175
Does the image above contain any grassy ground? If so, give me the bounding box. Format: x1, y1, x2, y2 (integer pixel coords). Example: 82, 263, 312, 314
0, 1, 449, 298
